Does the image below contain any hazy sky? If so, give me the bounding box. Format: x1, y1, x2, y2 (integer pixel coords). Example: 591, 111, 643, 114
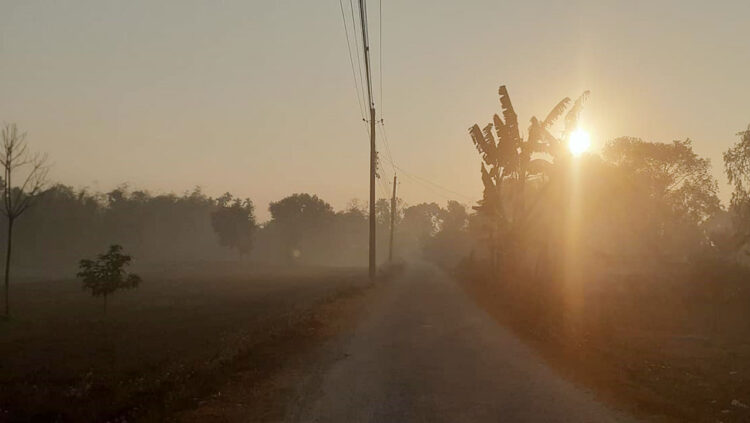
2, 1, 748, 220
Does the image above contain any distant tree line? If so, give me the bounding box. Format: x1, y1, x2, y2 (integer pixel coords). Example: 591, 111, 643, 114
461, 85, 750, 282
0, 176, 473, 278
4, 110, 750, 303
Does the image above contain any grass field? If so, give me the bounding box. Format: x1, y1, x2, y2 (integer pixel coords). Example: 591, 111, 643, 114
0, 262, 370, 422
459, 262, 750, 422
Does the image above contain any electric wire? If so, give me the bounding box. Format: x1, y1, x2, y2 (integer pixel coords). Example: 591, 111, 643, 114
377, 120, 396, 173
358, 0, 374, 109
398, 171, 458, 202
349, 0, 368, 114
378, 0, 383, 117
377, 179, 389, 199
338, 1, 475, 206
338, 0, 366, 120
394, 164, 474, 202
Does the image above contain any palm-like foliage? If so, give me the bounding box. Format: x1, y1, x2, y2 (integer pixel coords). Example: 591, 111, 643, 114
468, 86, 588, 267
469, 85, 589, 221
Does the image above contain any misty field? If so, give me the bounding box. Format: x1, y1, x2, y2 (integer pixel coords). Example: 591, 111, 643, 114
0, 263, 369, 422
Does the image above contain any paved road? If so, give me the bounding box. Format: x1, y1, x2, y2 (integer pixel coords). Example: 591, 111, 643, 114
287, 263, 635, 423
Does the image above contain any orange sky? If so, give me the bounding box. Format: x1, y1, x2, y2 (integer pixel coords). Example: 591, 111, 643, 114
1, 1, 748, 220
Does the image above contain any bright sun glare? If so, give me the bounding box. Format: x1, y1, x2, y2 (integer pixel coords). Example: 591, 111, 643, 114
568, 129, 591, 156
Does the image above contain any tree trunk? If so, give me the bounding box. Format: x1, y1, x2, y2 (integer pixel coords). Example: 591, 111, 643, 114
103, 293, 107, 315
4, 218, 13, 319
517, 172, 526, 224
489, 230, 497, 275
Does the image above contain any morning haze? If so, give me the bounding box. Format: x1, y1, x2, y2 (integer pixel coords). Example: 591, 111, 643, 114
2, 1, 750, 422
2, 1, 748, 217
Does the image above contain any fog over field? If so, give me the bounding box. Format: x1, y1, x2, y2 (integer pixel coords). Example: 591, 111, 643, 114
1, 1, 750, 422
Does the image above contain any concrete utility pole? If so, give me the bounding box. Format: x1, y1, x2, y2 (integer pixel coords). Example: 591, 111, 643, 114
358, 0, 376, 280
389, 174, 397, 263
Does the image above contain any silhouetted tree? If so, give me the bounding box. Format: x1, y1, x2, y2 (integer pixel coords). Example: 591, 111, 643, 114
0, 124, 48, 318
399, 202, 444, 255
333, 200, 369, 263
723, 124, 750, 250
97, 186, 221, 262
18, 185, 102, 266
423, 201, 471, 267
210, 193, 256, 259
604, 137, 720, 228
468, 86, 588, 268
267, 193, 334, 262
375, 198, 391, 226
374, 197, 404, 227
78, 245, 141, 313
441, 201, 469, 233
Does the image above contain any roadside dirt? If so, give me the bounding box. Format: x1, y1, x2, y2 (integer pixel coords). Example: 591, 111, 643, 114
171, 281, 374, 422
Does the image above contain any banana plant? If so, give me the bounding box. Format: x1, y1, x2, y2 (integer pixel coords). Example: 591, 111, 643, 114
468, 85, 589, 266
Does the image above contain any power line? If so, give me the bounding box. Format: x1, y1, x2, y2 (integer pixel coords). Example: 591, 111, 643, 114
394, 164, 475, 202
378, 120, 396, 172
378, 119, 472, 203
341, 1, 471, 206
338, 0, 366, 120
388, 173, 397, 263
372, 2, 393, 178
358, 0, 374, 109
377, 176, 390, 199
376, 109, 473, 203
375, 149, 391, 192
349, 0, 368, 114
398, 171, 457, 202
378, 0, 384, 117
339, 0, 380, 279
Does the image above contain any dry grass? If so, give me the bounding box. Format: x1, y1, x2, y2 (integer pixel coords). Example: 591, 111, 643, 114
458, 259, 750, 422
0, 262, 369, 422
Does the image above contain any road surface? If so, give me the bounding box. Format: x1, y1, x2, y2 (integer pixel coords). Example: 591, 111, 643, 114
286, 263, 635, 422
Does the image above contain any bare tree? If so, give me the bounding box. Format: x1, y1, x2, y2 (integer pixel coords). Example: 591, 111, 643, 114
0, 124, 48, 318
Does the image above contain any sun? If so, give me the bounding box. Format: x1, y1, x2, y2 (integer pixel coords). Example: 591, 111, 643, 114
568, 128, 591, 156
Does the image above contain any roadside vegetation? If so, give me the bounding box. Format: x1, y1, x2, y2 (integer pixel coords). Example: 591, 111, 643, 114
451, 86, 750, 422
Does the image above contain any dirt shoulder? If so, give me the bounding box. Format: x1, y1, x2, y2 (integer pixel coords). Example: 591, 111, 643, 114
172, 280, 374, 422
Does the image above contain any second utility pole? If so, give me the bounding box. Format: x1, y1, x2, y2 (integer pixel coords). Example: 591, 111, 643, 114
389, 174, 397, 263
358, 0, 376, 280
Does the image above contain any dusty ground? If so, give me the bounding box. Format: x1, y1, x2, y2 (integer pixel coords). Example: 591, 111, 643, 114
459, 264, 750, 423
7, 260, 742, 422
285, 262, 633, 422
0, 263, 369, 422
174, 270, 374, 422
185, 262, 633, 422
